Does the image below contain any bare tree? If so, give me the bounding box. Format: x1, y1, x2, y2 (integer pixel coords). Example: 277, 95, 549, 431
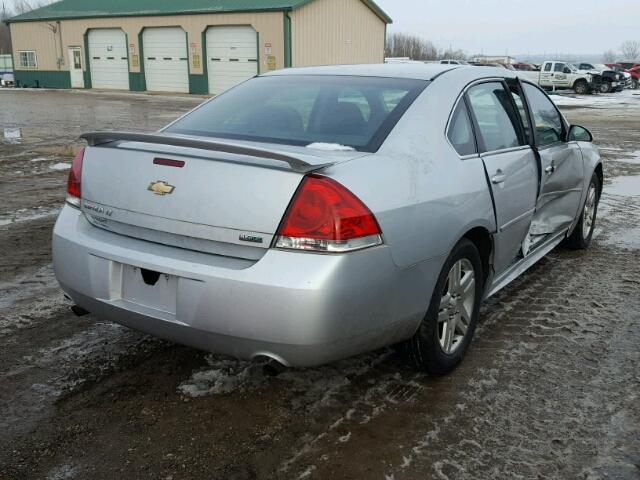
620, 40, 640, 61
602, 49, 617, 63
386, 32, 465, 62
0, 4, 12, 54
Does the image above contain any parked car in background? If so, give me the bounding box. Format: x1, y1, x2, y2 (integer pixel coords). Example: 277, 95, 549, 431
470, 62, 516, 70
539, 61, 600, 94
626, 65, 640, 89
1, 74, 14, 87
52, 64, 603, 375
440, 59, 468, 65
575, 63, 623, 92
513, 62, 539, 71
603, 63, 634, 89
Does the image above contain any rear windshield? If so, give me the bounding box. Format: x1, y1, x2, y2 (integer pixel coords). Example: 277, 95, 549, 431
165, 75, 428, 152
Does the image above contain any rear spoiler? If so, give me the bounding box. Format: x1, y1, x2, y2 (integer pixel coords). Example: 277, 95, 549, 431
80, 131, 326, 173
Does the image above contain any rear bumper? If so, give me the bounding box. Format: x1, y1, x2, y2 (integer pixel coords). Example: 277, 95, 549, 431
53, 206, 442, 366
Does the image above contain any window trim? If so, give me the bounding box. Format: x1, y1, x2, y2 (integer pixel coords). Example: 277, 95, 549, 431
464, 79, 529, 154
445, 95, 479, 159
19, 50, 37, 69
520, 80, 569, 149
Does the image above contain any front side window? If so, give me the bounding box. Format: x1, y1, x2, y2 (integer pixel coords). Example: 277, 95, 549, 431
466, 82, 524, 152
523, 83, 565, 147
447, 101, 476, 156
166, 75, 428, 152
554, 63, 566, 72
19, 51, 37, 68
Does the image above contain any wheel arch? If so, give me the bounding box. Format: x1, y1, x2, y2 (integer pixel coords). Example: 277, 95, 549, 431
594, 162, 604, 196
461, 226, 493, 286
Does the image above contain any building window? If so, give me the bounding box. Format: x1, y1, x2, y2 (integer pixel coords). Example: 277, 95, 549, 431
19, 51, 37, 69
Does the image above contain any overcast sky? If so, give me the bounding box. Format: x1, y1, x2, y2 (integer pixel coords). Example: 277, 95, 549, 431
376, 0, 640, 56
3, 0, 639, 56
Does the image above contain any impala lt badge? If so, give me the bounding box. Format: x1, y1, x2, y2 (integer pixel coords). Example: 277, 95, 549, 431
148, 181, 175, 196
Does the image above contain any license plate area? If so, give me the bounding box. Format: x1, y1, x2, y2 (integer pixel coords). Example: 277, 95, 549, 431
122, 265, 178, 314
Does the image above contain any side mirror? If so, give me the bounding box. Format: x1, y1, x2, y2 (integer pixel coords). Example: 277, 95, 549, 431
568, 125, 593, 142
563, 67, 571, 74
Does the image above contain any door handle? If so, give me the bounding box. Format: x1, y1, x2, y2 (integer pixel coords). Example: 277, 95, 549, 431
491, 173, 507, 184
545, 164, 556, 175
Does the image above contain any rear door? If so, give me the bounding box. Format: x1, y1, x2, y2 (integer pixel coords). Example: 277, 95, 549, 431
465, 81, 538, 274
522, 82, 584, 239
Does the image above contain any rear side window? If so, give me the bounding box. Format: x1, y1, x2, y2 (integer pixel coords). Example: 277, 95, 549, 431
466, 82, 524, 152
523, 83, 565, 147
544, 63, 552, 72
166, 75, 428, 152
447, 101, 476, 156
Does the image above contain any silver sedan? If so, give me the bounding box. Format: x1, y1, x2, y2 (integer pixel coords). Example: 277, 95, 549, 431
52, 64, 602, 374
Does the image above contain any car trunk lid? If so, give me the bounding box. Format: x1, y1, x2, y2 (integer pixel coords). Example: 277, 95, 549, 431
79, 133, 368, 260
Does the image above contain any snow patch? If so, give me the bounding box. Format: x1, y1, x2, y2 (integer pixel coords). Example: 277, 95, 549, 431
0, 206, 60, 227
178, 356, 266, 396
306, 142, 355, 152
49, 162, 71, 171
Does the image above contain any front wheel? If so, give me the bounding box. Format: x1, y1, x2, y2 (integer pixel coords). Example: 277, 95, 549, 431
404, 239, 483, 375
565, 172, 600, 250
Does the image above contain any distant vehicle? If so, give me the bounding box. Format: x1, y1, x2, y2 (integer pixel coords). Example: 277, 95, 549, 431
385, 57, 424, 64
440, 59, 468, 65
603, 63, 634, 89
1, 73, 15, 87
626, 65, 640, 89
470, 62, 515, 70
513, 62, 539, 71
575, 63, 624, 92
53, 64, 603, 375
538, 61, 600, 94
0, 54, 13, 87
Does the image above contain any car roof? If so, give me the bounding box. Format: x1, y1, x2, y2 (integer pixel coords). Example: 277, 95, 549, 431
261, 63, 526, 87
262, 63, 460, 81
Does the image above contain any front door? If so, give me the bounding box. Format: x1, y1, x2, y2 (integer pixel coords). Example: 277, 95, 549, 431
551, 62, 572, 88
68, 47, 84, 88
522, 82, 585, 240
466, 81, 538, 274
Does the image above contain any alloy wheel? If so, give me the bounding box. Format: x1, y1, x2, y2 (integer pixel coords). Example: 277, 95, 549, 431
438, 259, 476, 354
582, 181, 598, 240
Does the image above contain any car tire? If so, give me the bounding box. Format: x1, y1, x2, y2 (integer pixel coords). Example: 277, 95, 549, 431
599, 81, 612, 93
405, 239, 483, 375
565, 172, 600, 250
574, 80, 588, 94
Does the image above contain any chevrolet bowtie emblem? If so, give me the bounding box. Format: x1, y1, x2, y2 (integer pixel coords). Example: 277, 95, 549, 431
147, 181, 175, 196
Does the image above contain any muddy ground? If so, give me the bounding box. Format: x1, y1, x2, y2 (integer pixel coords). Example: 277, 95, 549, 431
0, 88, 639, 480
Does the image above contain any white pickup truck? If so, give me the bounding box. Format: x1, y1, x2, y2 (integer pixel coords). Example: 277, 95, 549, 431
538, 61, 599, 94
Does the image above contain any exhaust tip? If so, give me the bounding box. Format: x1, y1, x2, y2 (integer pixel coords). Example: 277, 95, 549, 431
70, 305, 90, 317
253, 354, 289, 377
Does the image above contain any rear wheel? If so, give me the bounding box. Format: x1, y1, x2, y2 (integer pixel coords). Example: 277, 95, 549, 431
565, 172, 600, 250
574, 79, 588, 94
405, 239, 483, 375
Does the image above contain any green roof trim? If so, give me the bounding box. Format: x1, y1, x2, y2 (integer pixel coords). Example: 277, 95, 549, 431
7, 0, 392, 24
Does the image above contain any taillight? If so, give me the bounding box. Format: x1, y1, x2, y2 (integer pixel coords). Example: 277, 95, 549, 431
274, 174, 382, 253
66, 148, 84, 208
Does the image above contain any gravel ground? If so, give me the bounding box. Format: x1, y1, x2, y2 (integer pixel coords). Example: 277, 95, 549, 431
0, 88, 639, 480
